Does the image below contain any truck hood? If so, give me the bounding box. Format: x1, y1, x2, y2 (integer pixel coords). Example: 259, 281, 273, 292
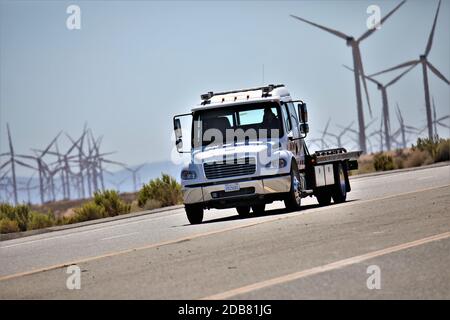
193, 141, 279, 164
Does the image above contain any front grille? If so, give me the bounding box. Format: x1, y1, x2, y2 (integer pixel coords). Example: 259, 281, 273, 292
204, 157, 256, 179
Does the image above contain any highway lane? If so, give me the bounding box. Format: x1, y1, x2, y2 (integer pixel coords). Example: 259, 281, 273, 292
0, 180, 449, 299
0, 164, 449, 279
0, 165, 448, 297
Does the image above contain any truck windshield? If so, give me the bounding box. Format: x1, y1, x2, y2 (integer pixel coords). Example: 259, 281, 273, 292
192, 102, 283, 148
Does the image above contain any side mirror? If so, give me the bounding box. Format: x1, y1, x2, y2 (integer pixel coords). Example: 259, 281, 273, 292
297, 103, 308, 123
173, 118, 183, 152
300, 123, 309, 135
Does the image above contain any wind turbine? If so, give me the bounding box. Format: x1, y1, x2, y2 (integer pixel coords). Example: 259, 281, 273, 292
370, 0, 449, 140
123, 164, 145, 192
341, 118, 378, 153
432, 97, 450, 132
319, 118, 332, 149
290, 0, 406, 153
392, 103, 420, 149
324, 121, 355, 148
2, 123, 37, 204
343, 64, 415, 150
16, 131, 62, 204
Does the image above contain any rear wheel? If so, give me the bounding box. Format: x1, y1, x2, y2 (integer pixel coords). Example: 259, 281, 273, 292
316, 191, 331, 206
236, 206, 251, 217
332, 163, 347, 203
185, 204, 204, 224
284, 162, 302, 211
252, 204, 266, 215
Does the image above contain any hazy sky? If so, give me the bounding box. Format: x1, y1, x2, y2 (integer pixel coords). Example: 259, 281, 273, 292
1, 0, 449, 171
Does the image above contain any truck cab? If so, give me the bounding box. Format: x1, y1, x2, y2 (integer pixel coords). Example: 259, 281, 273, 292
173, 84, 360, 224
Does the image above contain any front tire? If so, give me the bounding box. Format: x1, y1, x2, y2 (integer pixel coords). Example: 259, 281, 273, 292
284, 162, 302, 211
332, 163, 347, 203
236, 206, 251, 217
185, 204, 204, 224
252, 204, 266, 215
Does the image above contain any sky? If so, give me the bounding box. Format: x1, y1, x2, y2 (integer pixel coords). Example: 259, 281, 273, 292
1, 0, 449, 174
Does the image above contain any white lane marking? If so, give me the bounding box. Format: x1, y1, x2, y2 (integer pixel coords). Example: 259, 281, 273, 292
100, 232, 139, 241
0, 184, 448, 282
0, 210, 185, 249
202, 231, 450, 300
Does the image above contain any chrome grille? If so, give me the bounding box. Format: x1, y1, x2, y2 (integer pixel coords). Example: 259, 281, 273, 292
204, 157, 256, 180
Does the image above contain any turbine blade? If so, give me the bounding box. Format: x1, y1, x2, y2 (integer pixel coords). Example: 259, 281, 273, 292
385, 63, 417, 87
41, 131, 62, 157
369, 60, 418, 77
358, 0, 407, 42
0, 159, 11, 170
15, 159, 36, 170
425, 0, 441, 56
436, 115, 450, 122
290, 14, 350, 40
343, 64, 380, 86
355, 47, 372, 116
426, 60, 450, 85
102, 159, 125, 166
322, 118, 331, 138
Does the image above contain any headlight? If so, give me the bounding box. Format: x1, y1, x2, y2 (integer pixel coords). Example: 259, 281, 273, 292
265, 158, 287, 169
181, 170, 197, 180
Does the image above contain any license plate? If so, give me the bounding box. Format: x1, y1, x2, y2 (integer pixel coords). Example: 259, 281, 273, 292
224, 183, 240, 192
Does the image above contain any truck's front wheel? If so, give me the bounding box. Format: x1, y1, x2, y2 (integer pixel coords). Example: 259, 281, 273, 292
236, 206, 251, 217
185, 204, 204, 224
252, 204, 266, 215
284, 163, 302, 211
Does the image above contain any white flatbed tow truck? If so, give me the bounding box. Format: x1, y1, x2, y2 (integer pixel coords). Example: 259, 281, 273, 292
173, 84, 361, 224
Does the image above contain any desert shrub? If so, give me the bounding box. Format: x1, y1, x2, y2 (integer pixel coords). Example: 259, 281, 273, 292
138, 174, 182, 208
373, 153, 395, 171
403, 149, 433, 168
414, 137, 438, 158
394, 157, 404, 170
70, 202, 106, 223
435, 139, 450, 162
93, 190, 130, 217
143, 199, 163, 210
0, 204, 30, 231
0, 218, 20, 234
0, 203, 15, 220
55, 216, 71, 226
28, 212, 55, 230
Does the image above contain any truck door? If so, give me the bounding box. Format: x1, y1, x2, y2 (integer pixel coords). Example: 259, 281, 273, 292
286, 102, 305, 170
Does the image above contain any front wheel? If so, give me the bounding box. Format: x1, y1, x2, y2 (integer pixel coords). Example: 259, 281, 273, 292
185, 204, 204, 224
252, 204, 266, 215
284, 163, 302, 211
236, 206, 251, 217
332, 163, 347, 204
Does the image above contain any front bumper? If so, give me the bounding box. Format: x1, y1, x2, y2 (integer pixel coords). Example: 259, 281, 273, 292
182, 173, 291, 207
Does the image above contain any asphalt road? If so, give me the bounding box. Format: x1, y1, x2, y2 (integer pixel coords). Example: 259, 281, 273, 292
0, 164, 449, 299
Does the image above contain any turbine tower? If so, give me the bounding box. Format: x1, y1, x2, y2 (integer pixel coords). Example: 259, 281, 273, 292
290, 0, 406, 153
344, 64, 415, 150
370, 0, 449, 139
